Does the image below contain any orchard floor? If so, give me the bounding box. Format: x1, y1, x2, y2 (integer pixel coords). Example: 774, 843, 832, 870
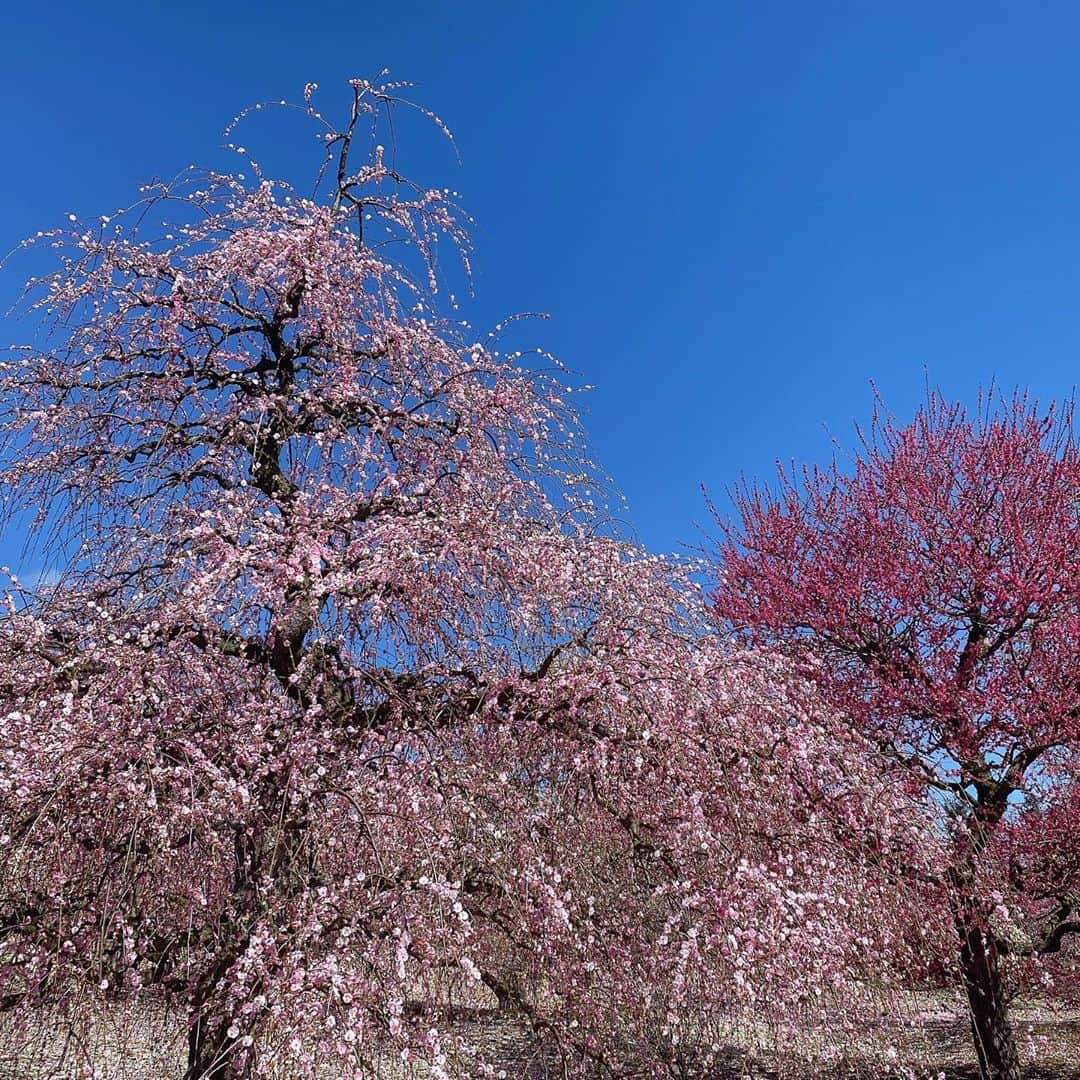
840, 995, 1080, 1079
1, 994, 1077, 1079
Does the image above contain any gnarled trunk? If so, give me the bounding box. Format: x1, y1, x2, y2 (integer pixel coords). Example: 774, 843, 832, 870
186, 1013, 241, 1080
955, 906, 1022, 1080
183, 829, 264, 1080
184, 941, 246, 1080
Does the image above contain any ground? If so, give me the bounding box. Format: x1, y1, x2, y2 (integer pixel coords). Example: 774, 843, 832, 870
0, 995, 1077, 1078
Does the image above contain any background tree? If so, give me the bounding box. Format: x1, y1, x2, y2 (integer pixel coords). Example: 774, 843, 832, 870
712, 392, 1080, 1080
0, 77, 935, 1079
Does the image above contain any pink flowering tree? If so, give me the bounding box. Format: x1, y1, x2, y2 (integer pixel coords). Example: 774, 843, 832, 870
712, 393, 1080, 1080
0, 78, 936, 1078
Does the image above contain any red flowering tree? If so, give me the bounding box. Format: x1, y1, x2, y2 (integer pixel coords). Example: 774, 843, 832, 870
0, 78, 936, 1078
712, 393, 1080, 1080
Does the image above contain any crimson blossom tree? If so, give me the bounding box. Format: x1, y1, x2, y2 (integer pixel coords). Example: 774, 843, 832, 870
0, 78, 935, 1079
712, 393, 1080, 1080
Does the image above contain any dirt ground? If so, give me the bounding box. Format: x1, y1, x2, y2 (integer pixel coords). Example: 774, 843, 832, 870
880, 995, 1080, 1079
0, 994, 1076, 1079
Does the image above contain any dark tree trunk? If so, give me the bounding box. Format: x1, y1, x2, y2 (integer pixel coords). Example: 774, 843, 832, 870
185, 950, 245, 1080
955, 909, 1022, 1080
183, 816, 295, 1078
183, 832, 252, 1080
185, 1013, 240, 1080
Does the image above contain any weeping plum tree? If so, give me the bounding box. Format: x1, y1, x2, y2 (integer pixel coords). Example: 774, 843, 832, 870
713, 394, 1080, 1080
0, 78, 936, 1078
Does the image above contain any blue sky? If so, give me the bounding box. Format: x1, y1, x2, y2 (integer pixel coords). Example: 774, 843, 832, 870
3, 2, 1080, 566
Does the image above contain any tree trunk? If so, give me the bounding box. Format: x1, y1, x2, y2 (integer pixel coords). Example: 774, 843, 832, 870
185, 1013, 240, 1080
185, 954, 245, 1080
956, 911, 1022, 1080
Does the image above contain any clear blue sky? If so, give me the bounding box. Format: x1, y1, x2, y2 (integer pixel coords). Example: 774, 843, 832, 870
3, 1, 1080, 565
